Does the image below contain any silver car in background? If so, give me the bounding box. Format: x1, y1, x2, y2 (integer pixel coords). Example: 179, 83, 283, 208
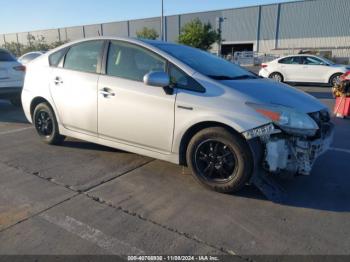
21, 37, 334, 193
0, 48, 25, 106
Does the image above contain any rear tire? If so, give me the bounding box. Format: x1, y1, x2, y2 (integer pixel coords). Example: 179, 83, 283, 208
269, 72, 284, 82
33, 102, 65, 145
186, 127, 253, 193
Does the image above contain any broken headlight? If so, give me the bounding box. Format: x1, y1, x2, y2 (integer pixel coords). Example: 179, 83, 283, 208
247, 102, 319, 137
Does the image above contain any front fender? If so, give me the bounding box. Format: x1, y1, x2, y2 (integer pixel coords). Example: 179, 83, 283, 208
172, 109, 269, 154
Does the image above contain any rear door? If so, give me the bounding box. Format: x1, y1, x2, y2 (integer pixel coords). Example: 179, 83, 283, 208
49, 40, 105, 136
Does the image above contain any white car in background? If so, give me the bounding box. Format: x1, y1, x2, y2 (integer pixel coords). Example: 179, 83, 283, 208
0, 48, 25, 106
259, 55, 350, 85
18, 51, 45, 65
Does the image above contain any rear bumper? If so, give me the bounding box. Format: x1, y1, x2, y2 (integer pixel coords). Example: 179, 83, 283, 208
259, 69, 270, 78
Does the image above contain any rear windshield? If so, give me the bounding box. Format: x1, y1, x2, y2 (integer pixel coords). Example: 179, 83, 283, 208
0, 50, 16, 62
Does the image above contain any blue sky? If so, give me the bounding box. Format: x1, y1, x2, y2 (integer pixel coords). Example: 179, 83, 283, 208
0, 0, 300, 34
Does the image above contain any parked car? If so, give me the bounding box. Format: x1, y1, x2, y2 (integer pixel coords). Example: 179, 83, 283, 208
18, 51, 45, 65
259, 55, 350, 85
0, 48, 25, 106
22, 38, 334, 193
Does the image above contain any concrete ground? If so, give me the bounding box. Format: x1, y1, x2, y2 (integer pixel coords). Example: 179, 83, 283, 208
0, 84, 349, 257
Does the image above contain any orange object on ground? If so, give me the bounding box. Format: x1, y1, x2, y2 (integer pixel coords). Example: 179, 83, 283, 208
334, 96, 350, 117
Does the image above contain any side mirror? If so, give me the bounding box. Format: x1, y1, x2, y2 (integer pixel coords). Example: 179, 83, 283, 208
143, 71, 170, 87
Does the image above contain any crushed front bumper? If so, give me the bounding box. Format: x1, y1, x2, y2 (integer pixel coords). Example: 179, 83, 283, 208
263, 122, 334, 176
244, 110, 334, 177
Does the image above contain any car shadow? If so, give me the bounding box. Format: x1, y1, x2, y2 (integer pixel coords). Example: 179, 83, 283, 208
306, 91, 333, 99
0, 99, 29, 124
60, 139, 125, 154
232, 150, 350, 212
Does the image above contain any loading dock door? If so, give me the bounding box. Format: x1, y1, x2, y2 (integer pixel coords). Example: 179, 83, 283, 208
221, 43, 253, 56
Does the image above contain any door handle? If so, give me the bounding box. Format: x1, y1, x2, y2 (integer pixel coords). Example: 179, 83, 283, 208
99, 88, 115, 98
54, 77, 63, 85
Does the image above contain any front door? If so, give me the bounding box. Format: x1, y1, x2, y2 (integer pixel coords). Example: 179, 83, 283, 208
98, 40, 176, 152
301, 56, 331, 83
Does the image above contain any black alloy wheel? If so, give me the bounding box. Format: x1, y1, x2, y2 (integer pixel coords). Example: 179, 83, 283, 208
194, 139, 238, 183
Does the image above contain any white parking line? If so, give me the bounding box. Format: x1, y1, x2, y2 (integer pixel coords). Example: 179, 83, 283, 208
40, 213, 145, 255
329, 147, 350, 154
0, 127, 33, 136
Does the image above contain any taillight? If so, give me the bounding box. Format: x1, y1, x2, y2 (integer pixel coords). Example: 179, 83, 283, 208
261, 64, 268, 68
13, 65, 26, 72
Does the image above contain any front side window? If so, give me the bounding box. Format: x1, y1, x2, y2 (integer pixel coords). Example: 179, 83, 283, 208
0, 50, 15, 62
107, 41, 166, 82
303, 56, 324, 65
169, 64, 204, 92
63, 41, 104, 73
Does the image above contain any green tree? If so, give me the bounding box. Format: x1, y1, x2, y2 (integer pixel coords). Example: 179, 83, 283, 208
178, 18, 220, 50
136, 27, 159, 40
2, 35, 68, 57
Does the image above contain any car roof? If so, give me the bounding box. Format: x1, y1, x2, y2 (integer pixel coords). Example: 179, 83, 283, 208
278, 54, 323, 59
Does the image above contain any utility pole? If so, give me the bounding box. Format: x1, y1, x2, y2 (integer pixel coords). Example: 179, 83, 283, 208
161, 0, 164, 41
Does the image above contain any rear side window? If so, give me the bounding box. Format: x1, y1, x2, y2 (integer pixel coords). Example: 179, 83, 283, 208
169, 64, 205, 93
278, 57, 303, 64
0, 50, 15, 62
49, 49, 67, 67
63, 41, 104, 73
107, 41, 166, 82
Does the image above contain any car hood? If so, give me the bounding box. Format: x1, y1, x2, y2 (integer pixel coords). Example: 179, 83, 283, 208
220, 78, 327, 113
331, 64, 350, 69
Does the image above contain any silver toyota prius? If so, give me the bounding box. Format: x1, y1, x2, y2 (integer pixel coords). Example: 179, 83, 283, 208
21, 37, 334, 193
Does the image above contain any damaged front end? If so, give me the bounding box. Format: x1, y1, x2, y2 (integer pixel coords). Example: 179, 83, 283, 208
244, 107, 334, 178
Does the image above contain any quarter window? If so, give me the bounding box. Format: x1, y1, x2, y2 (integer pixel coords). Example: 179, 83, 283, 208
106, 41, 166, 82
63, 41, 104, 73
169, 64, 204, 92
49, 49, 67, 67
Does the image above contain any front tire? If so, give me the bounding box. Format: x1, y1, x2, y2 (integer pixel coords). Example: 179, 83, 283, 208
33, 103, 65, 145
186, 127, 253, 193
329, 73, 342, 86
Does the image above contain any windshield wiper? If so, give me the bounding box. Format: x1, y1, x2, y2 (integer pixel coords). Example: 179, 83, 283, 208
207, 74, 257, 80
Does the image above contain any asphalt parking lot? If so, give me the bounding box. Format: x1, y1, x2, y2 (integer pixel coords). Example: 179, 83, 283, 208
0, 84, 350, 257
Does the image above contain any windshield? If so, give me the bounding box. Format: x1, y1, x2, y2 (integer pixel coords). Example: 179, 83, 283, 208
153, 43, 257, 80
319, 57, 336, 65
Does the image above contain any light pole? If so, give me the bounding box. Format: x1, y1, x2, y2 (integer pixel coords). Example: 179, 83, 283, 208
216, 17, 226, 56
161, 0, 164, 41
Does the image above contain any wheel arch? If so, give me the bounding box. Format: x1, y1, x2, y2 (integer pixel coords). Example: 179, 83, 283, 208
30, 97, 53, 120
178, 121, 247, 166
268, 71, 284, 81
329, 72, 343, 85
